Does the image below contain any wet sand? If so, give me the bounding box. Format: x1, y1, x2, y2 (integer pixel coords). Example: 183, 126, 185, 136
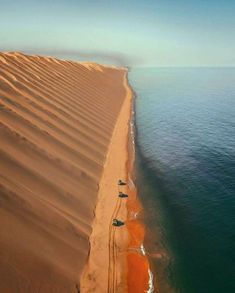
126, 193, 151, 293
126, 119, 152, 293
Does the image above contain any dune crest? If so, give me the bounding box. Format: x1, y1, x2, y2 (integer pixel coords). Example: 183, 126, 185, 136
0, 52, 128, 292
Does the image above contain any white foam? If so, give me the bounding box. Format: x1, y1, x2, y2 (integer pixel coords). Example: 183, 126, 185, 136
140, 244, 155, 293
146, 269, 154, 293
134, 212, 139, 219
140, 243, 146, 255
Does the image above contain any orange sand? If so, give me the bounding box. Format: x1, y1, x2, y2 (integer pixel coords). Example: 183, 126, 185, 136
0, 52, 129, 292
126, 191, 150, 293
124, 83, 152, 293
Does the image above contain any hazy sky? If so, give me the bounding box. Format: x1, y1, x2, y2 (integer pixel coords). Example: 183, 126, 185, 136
1, 0, 235, 66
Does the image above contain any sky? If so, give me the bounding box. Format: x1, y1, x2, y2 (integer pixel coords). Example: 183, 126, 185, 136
1, 0, 235, 67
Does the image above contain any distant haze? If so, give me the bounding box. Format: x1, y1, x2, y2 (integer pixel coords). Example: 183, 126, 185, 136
1, 0, 235, 67
20, 48, 142, 67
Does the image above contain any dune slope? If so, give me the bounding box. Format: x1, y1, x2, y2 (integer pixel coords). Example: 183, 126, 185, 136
0, 52, 127, 292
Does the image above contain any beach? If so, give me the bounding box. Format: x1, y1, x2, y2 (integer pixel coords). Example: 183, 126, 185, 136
81, 75, 151, 293
80, 71, 131, 292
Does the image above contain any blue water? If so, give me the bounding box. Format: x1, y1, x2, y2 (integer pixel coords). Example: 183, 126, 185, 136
129, 68, 235, 293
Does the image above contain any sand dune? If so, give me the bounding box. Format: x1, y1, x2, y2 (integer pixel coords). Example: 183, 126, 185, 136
0, 52, 128, 292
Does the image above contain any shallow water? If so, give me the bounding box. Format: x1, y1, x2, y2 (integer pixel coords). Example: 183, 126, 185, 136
129, 68, 235, 293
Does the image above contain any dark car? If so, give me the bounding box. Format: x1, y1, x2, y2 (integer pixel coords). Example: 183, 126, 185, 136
117, 179, 126, 186
118, 191, 128, 198
112, 219, 124, 226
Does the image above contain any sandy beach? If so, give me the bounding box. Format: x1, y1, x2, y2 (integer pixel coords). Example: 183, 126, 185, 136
0, 52, 129, 292
81, 76, 151, 293
80, 72, 131, 292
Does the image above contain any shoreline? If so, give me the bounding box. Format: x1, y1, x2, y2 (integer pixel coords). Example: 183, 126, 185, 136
80, 71, 152, 292
126, 80, 154, 293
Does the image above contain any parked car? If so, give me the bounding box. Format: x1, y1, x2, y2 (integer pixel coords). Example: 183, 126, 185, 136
117, 179, 126, 186
118, 191, 128, 198
112, 218, 124, 226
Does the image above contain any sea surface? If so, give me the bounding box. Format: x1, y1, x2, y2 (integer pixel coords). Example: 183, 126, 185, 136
129, 68, 235, 293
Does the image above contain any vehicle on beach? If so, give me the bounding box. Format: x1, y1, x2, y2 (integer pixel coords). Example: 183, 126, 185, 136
117, 179, 126, 186
118, 191, 128, 198
112, 219, 124, 226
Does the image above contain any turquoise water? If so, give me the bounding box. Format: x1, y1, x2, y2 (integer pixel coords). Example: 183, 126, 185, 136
129, 68, 235, 293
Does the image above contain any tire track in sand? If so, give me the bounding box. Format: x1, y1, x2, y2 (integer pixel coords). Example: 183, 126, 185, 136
108, 186, 123, 293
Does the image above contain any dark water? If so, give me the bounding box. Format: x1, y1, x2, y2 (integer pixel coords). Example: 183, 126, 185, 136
129, 68, 235, 293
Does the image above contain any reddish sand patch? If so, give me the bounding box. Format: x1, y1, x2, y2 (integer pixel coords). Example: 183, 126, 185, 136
127, 252, 149, 293
126, 189, 150, 293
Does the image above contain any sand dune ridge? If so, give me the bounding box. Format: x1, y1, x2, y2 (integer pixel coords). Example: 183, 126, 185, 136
0, 52, 128, 292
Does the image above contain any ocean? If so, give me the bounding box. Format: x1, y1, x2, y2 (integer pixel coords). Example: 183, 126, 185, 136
129, 68, 235, 293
